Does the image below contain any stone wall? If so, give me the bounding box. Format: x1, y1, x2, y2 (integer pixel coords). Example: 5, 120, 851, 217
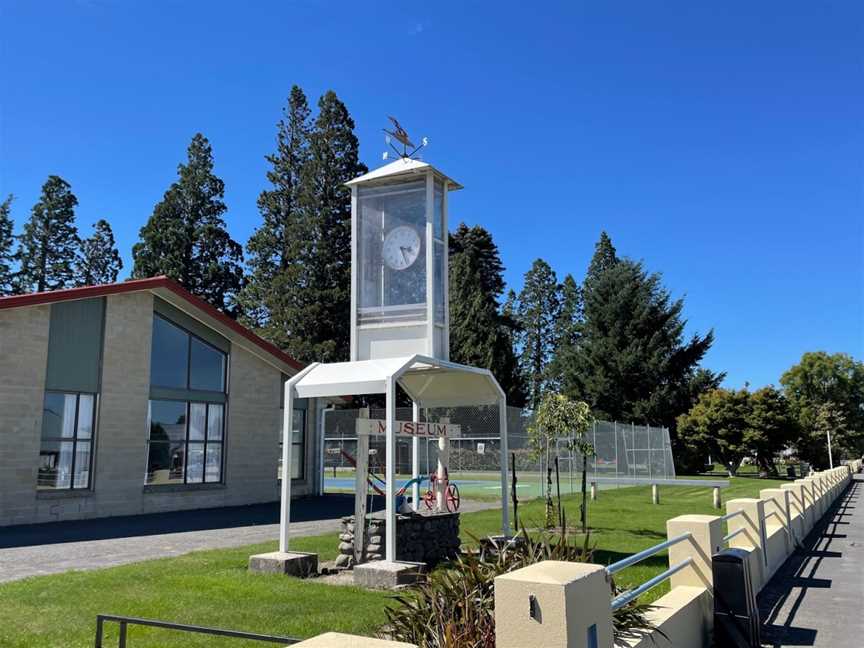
337, 512, 460, 568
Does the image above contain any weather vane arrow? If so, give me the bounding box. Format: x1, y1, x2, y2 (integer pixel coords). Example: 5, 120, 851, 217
382, 116, 428, 160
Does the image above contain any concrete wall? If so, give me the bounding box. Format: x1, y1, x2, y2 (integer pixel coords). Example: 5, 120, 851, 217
0, 304, 51, 526
0, 293, 317, 527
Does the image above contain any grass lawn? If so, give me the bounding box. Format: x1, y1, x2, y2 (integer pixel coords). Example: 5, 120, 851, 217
0, 476, 783, 647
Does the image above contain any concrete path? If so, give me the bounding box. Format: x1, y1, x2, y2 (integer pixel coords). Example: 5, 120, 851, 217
0, 495, 498, 584
758, 473, 863, 647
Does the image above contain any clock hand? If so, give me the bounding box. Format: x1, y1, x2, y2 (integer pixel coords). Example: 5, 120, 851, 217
399, 248, 409, 265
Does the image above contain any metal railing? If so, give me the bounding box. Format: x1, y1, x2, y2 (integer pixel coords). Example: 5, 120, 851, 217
94, 615, 301, 647
605, 532, 692, 610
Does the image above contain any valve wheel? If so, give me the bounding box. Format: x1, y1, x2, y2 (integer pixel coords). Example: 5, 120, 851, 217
422, 489, 436, 510
445, 483, 461, 512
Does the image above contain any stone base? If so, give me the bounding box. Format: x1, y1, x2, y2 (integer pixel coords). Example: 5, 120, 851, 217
353, 560, 426, 589
293, 632, 417, 647
248, 551, 318, 578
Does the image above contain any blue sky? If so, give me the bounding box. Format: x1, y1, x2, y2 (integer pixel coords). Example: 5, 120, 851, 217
1, 1, 862, 388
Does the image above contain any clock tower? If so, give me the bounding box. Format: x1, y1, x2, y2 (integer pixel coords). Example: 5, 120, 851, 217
346, 157, 461, 362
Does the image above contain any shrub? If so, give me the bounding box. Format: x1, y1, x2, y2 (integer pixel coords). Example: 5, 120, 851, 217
381, 525, 654, 647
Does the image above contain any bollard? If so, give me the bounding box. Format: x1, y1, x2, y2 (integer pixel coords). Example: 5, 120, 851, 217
713, 487, 722, 510
652, 483, 659, 505
590, 482, 597, 501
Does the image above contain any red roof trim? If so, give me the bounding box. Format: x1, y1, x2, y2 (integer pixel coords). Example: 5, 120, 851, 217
0, 277, 305, 372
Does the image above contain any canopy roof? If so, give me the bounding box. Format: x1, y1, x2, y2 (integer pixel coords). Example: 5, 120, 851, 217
292, 355, 504, 407
344, 158, 463, 191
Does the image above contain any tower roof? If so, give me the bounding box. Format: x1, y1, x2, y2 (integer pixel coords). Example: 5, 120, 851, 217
344, 157, 463, 190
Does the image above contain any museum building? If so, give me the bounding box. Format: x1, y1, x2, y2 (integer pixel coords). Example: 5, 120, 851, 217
0, 276, 323, 527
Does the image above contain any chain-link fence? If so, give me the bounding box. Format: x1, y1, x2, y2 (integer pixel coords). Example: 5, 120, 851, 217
321, 406, 674, 498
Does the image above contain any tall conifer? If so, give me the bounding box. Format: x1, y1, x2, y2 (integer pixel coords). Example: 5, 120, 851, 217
0, 195, 14, 295
15, 176, 80, 293
238, 86, 312, 348
513, 259, 561, 408
132, 134, 243, 314
76, 219, 122, 285
449, 223, 526, 405
291, 91, 367, 362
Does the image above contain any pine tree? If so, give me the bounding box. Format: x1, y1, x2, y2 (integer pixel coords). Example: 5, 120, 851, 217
132, 133, 243, 314
513, 259, 561, 409
563, 233, 714, 431
76, 219, 123, 286
237, 86, 312, 348
290, 90, 367, 362
584, 231, 617, 289
0, 195, 14, 295
449, 223, 526, 406
14, 176, 80, 293
549, 273, 582, 387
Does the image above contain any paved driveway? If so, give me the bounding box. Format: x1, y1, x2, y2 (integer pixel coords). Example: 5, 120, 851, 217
0, 495, 497, 584
758, 473, 863, 647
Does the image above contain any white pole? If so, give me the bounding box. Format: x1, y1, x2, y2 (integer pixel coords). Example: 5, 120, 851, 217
412, 401, 420, 512
827, 428, 834, 469
279, 383, 295, 553
385, 375, 397, 562
499, 398, 510, 536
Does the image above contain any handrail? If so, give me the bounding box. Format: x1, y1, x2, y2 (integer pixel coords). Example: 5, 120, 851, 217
611, 558, 693, 610
722, 527, 747, 544
720, 509, 744, 523
605, 533, 692, 576
94, 614, 301, 647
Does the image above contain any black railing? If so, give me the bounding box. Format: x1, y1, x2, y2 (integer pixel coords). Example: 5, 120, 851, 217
94, 614, 301, 647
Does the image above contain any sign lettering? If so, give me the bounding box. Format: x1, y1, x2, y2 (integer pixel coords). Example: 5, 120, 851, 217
355, 419, 461, 438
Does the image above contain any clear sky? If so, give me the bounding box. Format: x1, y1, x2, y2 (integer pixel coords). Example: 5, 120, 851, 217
1, 1, 862, 389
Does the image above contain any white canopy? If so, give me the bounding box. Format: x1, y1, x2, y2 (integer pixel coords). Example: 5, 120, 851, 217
279, 354, 510, 563
293, 355, 504, 407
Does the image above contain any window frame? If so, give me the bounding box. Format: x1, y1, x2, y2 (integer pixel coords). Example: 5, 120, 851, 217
38, 391, 98, 491
278, 408, 306, 482
150, 314, 227, 395
145, 399, 226, 486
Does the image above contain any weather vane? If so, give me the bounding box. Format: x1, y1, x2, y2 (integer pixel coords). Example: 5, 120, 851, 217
382, 116, 428, 161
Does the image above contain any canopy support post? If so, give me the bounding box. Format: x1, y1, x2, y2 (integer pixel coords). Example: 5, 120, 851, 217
385, 375, 397, 562
279, 383, 295, 553
411, 401, 420, 512
499, 396, 510, 536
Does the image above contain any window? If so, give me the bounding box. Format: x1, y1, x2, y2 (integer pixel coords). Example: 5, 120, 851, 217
150, 315, 226, 393
38, 392, 95, 490
146, 400, 224, 485
277, 409, 306, 481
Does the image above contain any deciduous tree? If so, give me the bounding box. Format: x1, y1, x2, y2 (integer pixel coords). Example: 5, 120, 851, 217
780, 351, 864, 464
744, 386, 795, 476
677, 388, 750, 476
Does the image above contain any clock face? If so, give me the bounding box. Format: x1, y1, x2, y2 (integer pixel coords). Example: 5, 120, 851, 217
383, 225, 421, 271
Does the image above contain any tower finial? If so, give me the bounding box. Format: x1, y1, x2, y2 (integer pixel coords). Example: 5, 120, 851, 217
382, 116, 428, 161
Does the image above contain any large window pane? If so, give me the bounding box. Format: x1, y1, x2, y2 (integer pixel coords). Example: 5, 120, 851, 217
205, 444, 222, 482
207, 404, 223, 441
38, 440, 73, 489
150, 316, 189, 388
190, 337, 225, 392
77, 394, 94, 439
149, 400, 187, 442
186, 443, 205, 483
39, 392, 96, 490
189, 403, 206, 441
73, 442, 92, 488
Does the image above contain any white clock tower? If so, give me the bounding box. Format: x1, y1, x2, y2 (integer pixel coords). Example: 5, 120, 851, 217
346, 157, 461, 362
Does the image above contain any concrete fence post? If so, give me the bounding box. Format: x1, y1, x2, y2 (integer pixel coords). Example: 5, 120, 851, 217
781, 482, 807, 540
794, 479, 816, 533
494, 561, 613, 648
652, 483, 659, 505
759, 488, 793, 577
725, 498, 767, 590
713, 487, 721, 510
666, 514, 724, 590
